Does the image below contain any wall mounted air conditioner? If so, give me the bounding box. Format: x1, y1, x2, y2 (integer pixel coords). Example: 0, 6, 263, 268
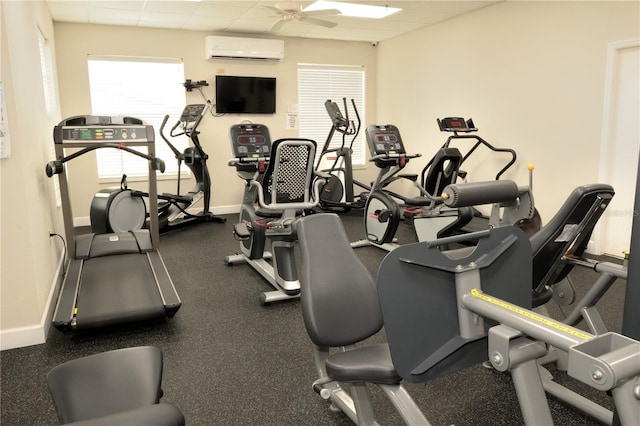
205, 36, 284, 61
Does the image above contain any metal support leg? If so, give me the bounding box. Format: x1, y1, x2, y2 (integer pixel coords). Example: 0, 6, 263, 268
379, 384, 431, 425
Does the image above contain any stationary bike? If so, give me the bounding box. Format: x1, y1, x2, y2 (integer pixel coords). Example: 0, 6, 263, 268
424, 117, 538, 236
90, 104, 225, 234
359, 124, 475, 251
316, 98, 369, 212
224, 123, 325, 304
360, 121, 536, 250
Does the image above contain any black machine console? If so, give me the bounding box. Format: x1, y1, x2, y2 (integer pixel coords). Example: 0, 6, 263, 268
229, 124, 271, 160
365, 124, 406, 156
437, 117, 478, 133
325, 99, 348, 128
179, 104, 207, 131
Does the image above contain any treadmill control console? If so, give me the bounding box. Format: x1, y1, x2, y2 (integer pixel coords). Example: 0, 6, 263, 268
58, 126, 150, 142
53, 115, 154, 144
365, 124, 406, 156
229, 124, 271, 159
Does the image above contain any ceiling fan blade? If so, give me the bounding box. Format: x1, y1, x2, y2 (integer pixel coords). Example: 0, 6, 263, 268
303, 8, 341, 17
300, 16, 337, 28
269, 19, 287, 32
263, 5, 283, 13
262, 5, 285, 17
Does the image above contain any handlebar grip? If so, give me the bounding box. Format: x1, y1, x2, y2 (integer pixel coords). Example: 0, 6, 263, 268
160, 114, 169, 130
152, 158, 166, 173
45, 160, 63, 177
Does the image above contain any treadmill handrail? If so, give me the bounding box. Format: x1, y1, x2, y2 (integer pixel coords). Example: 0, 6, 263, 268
46, 144, 166, 177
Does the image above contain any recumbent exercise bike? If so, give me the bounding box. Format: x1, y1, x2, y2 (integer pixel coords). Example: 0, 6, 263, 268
224, 123, 326, 305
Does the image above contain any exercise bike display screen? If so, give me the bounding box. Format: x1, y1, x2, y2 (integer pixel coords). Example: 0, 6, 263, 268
366, 125, 405, 155
229, 124, 271, 158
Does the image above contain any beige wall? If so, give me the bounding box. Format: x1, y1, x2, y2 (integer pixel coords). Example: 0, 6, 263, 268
375, 1, 640, 222
1, 0, 63, 348
53, 23, 379, 218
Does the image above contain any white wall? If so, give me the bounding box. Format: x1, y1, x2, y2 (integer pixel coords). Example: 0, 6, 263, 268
375, 1, 640, 223
1, 1, 64, 349
53, 23, 379, 219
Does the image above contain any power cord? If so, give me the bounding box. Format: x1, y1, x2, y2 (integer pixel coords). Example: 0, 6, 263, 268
49, 232, 68, 277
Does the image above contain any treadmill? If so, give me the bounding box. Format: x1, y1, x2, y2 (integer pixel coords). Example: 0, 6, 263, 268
46, 115, 181, 332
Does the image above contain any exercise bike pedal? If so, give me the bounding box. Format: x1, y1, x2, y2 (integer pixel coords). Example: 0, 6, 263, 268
233, 222, 252, 240
377, 209, 393, 223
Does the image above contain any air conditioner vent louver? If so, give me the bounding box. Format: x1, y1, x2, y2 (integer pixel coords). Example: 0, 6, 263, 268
205, 36, 284, 61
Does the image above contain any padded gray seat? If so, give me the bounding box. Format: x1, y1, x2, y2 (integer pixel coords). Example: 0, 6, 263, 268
297, 213, 430, 424
47, 346, 184, 425
297, 213, 398, 384
325, 344, 401, 385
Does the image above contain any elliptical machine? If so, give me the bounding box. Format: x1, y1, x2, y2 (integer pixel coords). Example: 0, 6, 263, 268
90, 104, 225, 234
154, 103, 226, 229
224, 123, 326, 304
316, 98, 369, 212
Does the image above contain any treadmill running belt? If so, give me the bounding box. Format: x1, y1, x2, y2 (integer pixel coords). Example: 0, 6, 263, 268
75, 253, 167, 330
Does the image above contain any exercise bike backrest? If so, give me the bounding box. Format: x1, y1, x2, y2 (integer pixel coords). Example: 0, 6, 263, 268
422, 147, 463, 198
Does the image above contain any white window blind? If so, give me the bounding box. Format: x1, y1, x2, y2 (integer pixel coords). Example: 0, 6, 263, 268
38, 27, 62, 206
87, 56, 187, 180
297, 64, 365, 166
38, 28, 57, 116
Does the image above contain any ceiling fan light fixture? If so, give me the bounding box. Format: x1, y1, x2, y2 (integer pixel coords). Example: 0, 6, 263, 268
304, 1, 401, 19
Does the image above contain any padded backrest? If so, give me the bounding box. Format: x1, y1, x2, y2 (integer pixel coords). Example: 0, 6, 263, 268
423, 147, 463, 196
261, 138, 316, 205
297, 213, 383, 347
530, 184, 614, 292
47, 346, 163, 424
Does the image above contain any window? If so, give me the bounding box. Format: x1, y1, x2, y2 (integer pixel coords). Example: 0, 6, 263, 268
87, 57, 187, 180
39, 27, 62, 206
297, 64, 365, 166
38, 28, 57, 116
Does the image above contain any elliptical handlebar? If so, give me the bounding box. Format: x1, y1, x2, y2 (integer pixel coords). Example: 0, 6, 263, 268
159, 114, 184, 159
321, 98, 361, 154
421, 117, 518, 185
160, 104, 210, 161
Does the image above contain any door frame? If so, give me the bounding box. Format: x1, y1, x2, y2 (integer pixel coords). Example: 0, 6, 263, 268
593, 38, 640, 255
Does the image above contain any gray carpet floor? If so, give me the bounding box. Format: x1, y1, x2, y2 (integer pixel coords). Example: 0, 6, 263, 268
0, 211, 628, 425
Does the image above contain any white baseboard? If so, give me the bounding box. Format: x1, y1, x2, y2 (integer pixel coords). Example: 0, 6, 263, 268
1, 251, 64, 351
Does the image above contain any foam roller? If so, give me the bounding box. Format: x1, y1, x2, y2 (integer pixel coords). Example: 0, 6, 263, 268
441, 180, 519, 207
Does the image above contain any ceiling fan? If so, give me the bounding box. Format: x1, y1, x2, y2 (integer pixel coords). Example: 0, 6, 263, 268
264, 2, 340, 32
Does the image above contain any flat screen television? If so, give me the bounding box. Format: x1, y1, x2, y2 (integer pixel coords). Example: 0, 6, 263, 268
215, 75, 276, 114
